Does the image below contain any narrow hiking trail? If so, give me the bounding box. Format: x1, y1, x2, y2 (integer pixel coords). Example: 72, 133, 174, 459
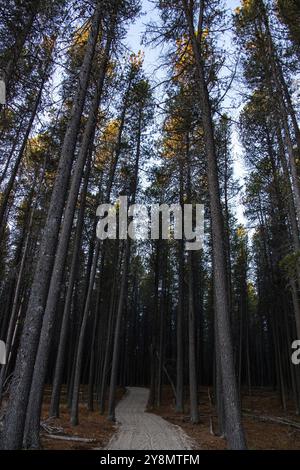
106, 387, 193, 450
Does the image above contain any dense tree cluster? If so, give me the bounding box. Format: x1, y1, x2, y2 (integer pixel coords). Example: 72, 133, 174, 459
0, 0, 299, 450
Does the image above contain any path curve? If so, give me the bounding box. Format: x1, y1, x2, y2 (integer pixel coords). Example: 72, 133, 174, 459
106, 387, 193, 450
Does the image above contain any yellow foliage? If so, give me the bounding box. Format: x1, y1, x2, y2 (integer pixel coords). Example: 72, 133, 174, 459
162, 116, 185, 159
237, 225, 247, 239
129, 50, 144, 71
25, 135, 49, 162
95, 119, 120, 169
174, 30, 209, 84
175, 35, 195, 73
73, 24, 90, 49
102, 119, 120, 141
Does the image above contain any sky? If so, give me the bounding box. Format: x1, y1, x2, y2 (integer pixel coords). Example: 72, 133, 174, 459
125, 0, 248, 226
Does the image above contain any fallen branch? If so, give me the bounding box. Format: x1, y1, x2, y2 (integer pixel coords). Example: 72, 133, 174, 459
42, 434, 97, 443
40, 420, 64, 435
243, 412, 300, 430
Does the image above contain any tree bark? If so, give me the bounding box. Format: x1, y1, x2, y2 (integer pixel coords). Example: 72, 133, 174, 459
182, 0, 246, 449
0, 50, 53, 234
107, 106, 143, 420
0, 3, 102, 449
23, 30, 112, 448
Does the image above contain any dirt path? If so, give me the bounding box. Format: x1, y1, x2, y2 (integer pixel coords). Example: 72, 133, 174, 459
106, 387, 193, 450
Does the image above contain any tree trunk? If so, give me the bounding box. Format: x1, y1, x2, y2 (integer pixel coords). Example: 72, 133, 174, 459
176, 160, 184, 413
107, 240, 130, 421
23, 30, 112, 448
0, 51, 53, 234
0, 159, 47, 400
0, 3, 102, 449
187, 253, 200, 423
182, 0, 246, 449
107, 106, 143, 420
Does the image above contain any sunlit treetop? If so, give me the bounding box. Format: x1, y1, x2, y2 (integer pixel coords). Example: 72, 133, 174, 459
129, 50, 144, 72
174, 30, 210, 84
95, 119, 121, 170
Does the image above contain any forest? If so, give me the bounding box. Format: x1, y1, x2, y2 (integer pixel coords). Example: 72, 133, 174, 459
0, 0, 300, 452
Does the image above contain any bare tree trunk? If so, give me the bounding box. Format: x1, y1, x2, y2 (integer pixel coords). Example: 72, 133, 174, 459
157, 252, 166, 408
0, 3, 102, 449
70, 67, 132, 422
0, 158, 47, 400
98, 265, 118, 414
0, 118, 25, 184
107, 106, 143, 420
0, 50, 53, 234
259, 8, 300, 224
0, 2, 39, 111
70, 239, 100, 426
176, 160, 184, 413
182, 0, 246, 449
261, 3, 300, 151
50, 181, 89, 419
87, 252, 106, 411
23, 30, 112, 448
276, 126, 300, 338
107, 240, 130, 421
185, 132, 199, 423
187, 253, 199, 423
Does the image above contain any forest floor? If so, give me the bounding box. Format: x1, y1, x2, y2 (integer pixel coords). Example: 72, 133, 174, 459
107, 387, 193, 450
38, 385, 300, 450
40, 386, 125, 450
152, 386, 300, 450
